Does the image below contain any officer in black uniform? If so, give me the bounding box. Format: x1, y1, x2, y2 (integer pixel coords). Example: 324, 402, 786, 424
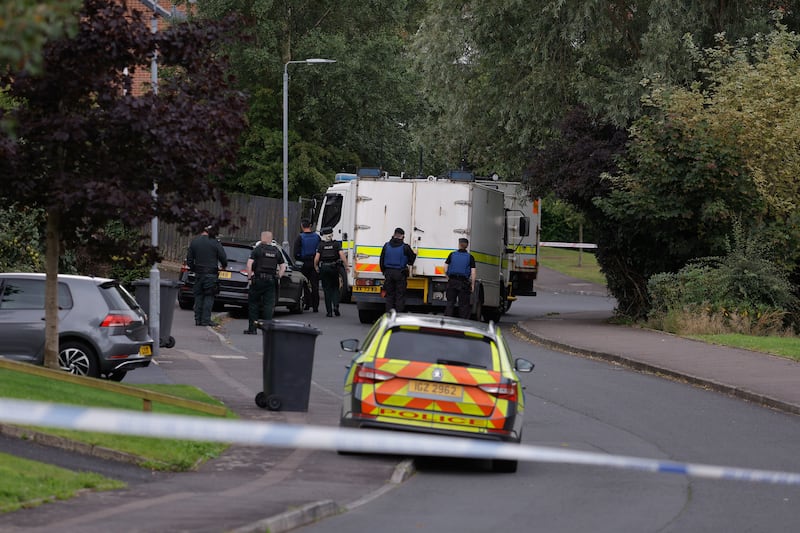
244, 230, 285, 334
314, 227, 348, 317
444, 237, 476, 319
292, 219, 320, 312
186, 224, 227, 326
379, 227, 416, 312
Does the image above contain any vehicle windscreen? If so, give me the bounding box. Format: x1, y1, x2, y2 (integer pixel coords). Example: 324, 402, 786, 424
223, 245, 252, 264
382, 328, 494, 369
320, 193, 343, 230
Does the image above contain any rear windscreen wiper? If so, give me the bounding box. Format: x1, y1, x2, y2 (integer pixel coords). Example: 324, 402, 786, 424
436, 358, 486, 369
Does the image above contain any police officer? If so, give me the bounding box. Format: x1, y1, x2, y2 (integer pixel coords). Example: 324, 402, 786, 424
379, 227, 416, 312
186, 224, 227, 326
244, 230, 285, 334
444, 237, 476, 319
314, 227, 347, 317
292, 218, 320, 313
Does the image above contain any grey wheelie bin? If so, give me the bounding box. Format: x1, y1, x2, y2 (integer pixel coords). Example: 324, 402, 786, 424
254, 319, 321, 412
132, 279, 183, 348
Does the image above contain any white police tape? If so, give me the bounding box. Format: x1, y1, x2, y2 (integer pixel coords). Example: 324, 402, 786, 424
2, 398, 800, 485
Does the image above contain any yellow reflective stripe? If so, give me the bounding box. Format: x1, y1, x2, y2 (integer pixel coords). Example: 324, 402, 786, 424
342, 240, 354, 250
357, 245, 384, 257
463, 331, 483, 339
398, 325, 420, 331
377, 330, 392, 356
416, 248, 451, 260
513, 246, 537, 254
472, 251, 500, 266
490, 341, 500, 369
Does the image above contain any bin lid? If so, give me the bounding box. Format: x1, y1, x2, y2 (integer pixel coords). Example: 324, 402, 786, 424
132, 279, 184, 287
257, 319, 321, 336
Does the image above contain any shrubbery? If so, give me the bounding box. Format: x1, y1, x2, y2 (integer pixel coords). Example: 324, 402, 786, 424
648, 223, 798, 336
0, 204, 44, 272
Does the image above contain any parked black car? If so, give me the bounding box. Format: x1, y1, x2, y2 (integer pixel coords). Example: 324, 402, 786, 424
177, 240, 309, 314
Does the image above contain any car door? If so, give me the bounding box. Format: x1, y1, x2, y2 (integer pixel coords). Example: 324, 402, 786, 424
0, 277, 74, 363
277, 248, 303, 306
0, 277, 49, 362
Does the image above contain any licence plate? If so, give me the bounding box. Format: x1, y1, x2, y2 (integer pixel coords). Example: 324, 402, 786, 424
353, 286, 381, 293
218, 271, 232, 279
407, 380, 463, 400
139, 345, 152, 356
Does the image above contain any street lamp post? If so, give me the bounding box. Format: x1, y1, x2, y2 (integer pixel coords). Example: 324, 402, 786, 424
282, 58, 336, 250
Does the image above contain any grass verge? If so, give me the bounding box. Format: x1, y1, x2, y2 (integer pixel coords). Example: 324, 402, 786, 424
0, 369, 232, 471
690, 334, 800, 362
0, 452, 125, 513
538, 246, 606, 286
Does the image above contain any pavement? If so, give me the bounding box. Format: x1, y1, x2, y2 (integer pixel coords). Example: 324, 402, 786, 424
521, 267, 800, 416
1, 266, 798, 533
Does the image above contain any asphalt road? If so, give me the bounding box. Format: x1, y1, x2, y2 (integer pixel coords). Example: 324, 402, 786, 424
2, 288, 800, 532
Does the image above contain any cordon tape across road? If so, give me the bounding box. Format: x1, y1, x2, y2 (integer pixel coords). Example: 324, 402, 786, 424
2, 398, 800, 486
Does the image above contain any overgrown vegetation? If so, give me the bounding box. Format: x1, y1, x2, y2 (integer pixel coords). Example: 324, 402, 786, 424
648, 222, 798, 336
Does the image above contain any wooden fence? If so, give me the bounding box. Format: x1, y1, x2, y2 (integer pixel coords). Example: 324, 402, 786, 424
156, 193, 303, 263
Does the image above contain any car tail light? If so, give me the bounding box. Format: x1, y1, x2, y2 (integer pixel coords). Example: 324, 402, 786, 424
353, 363, 395, 384
100, 314, 135, 327
180, 262, 189, 274
478, 381, 518, 401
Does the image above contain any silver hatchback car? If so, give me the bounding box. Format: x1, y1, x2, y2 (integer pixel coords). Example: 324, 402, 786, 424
0, 273, 154, 381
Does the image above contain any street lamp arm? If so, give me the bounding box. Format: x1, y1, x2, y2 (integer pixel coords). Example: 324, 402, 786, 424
281, 57, 336, 251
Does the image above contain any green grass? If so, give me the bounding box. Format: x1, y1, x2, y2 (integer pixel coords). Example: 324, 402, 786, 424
0, 370, 232, 471
690, 334, 800, 361
539, 246, 606, 286
0, 452, 125, 513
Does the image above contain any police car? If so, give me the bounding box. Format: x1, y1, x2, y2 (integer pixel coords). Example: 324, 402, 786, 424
339, 311, 534, 472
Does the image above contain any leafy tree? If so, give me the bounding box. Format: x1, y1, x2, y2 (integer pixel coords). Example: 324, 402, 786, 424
595, 24, 800, 318
0, 0, 247, 369
195, 0, 426, 198
0, 0, 80, 73
412, 1, 798, 177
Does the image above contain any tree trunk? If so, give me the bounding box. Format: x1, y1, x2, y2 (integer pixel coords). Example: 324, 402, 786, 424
43, 208, 61, 369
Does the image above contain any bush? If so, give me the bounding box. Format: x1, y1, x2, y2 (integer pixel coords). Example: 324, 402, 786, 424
647, 221, 797, 335
0, 204, 44, 272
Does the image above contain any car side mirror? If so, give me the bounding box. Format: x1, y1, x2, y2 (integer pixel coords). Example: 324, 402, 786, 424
340, 338, 360, 352
514, 358, 534, 373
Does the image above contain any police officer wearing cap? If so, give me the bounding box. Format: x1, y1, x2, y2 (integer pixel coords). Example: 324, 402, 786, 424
186, 224, 227, 326
314, 227, 347, 317
379, 227, 417, 312
292, 218, 321, 312
444, 237, 476, 319
244, 230, 285, 334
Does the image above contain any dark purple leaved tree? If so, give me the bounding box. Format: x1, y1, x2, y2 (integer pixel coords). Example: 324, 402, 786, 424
0, 0, 247, 369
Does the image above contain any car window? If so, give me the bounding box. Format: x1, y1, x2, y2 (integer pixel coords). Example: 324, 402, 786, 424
381, 327, 495, 369
223, 245, 252, 264
0, 279, 73, 310
99, 281, 139, 311
359, 315, 386, 354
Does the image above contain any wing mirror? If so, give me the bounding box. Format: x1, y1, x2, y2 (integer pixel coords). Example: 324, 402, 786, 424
514, 358, 535, 373
340, 338, 360, 352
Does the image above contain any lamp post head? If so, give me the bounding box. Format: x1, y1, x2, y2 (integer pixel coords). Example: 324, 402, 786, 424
305, 58, 336, 64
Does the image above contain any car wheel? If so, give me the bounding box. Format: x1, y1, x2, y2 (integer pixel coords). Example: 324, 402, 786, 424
492, 459, 518, 473
59, 341, 99, 378
105, 370, 127, 382
289, 288, 304, 314
338, 267, 351, 304
178, 294, 193, 310
471, 284, 484, 322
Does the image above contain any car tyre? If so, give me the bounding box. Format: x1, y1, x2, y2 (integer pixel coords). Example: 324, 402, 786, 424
289, 288, 304, 314
178, 294, 193, 310
59, 340, 100, 378
492, 459, 518, 473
